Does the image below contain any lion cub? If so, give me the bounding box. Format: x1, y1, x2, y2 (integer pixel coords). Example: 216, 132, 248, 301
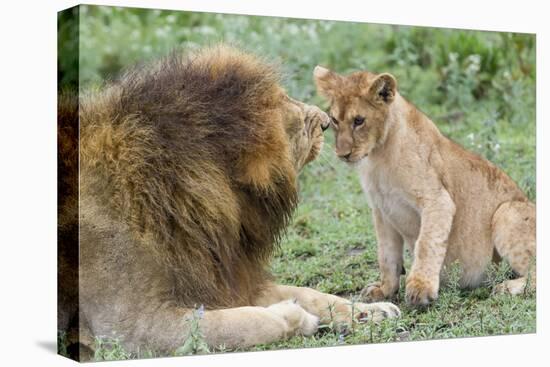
314, 66, 535, 306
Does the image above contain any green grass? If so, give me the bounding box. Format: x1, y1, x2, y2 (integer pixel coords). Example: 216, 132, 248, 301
60, 4, 536, 361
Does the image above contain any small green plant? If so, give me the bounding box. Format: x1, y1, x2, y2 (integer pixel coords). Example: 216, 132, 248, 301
435, 32, 501, 98
439, 52, 482, 109
174, 305, 210, 356
444, 261, 463, 294
57, 330, 68, 357
484, 261, 515, 289
523, 258, 536, 297
93, 336, 132, 361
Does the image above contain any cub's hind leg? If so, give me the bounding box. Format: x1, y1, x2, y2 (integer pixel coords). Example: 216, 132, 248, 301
492, 201, 536, 295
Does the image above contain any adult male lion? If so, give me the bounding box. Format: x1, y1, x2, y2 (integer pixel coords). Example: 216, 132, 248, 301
58, 46, 399, 360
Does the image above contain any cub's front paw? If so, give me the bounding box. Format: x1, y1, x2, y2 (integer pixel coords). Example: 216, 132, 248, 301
360, 282, 387, 302
405, 275, 438, 306
356, 302, 401, 323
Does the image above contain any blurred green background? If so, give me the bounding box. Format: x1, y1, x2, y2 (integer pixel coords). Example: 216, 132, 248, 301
59, 4, 536, 360
62, 5, 536, 200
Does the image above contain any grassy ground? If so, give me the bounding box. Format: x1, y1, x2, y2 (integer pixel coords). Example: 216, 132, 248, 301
59, 5, 536, 361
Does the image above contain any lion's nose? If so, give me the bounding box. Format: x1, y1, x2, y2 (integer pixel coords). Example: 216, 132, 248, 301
321, 118, 330, 131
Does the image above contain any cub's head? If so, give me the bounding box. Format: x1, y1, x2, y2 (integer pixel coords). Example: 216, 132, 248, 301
313, 66, 398, 163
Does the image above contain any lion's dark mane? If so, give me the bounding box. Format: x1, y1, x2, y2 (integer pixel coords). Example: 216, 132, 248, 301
72, 46, 299, 308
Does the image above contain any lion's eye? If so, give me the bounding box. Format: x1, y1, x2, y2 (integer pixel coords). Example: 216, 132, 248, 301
331, 116, 339, 126
353, 116, 365, 127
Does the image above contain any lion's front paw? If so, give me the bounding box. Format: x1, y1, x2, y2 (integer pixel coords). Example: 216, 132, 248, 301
405, 275, 438, 306
324, 300, 400, 331
360, 282, 386, 302
298, 308, 321, 336
356, 302, 401, 323
267, 299, 319, 337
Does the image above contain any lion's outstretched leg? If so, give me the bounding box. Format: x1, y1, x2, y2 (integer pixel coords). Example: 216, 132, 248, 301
90, 301, 319, 355
254, 283, 400, 327
492, 201, 536, 295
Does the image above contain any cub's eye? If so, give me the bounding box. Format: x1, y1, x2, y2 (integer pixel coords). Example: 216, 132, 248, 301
330, 116, 339, 126
353, 116, 365, 127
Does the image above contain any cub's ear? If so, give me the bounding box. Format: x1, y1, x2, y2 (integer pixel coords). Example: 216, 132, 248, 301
313, 65, 341, 100
367, 73, 397, 104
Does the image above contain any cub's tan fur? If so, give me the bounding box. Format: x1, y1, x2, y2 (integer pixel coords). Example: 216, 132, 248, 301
314, 66, 535, 306
58, 46, 399, 360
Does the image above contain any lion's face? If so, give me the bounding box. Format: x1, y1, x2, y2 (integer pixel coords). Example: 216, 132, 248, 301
282, 96, 330, 171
